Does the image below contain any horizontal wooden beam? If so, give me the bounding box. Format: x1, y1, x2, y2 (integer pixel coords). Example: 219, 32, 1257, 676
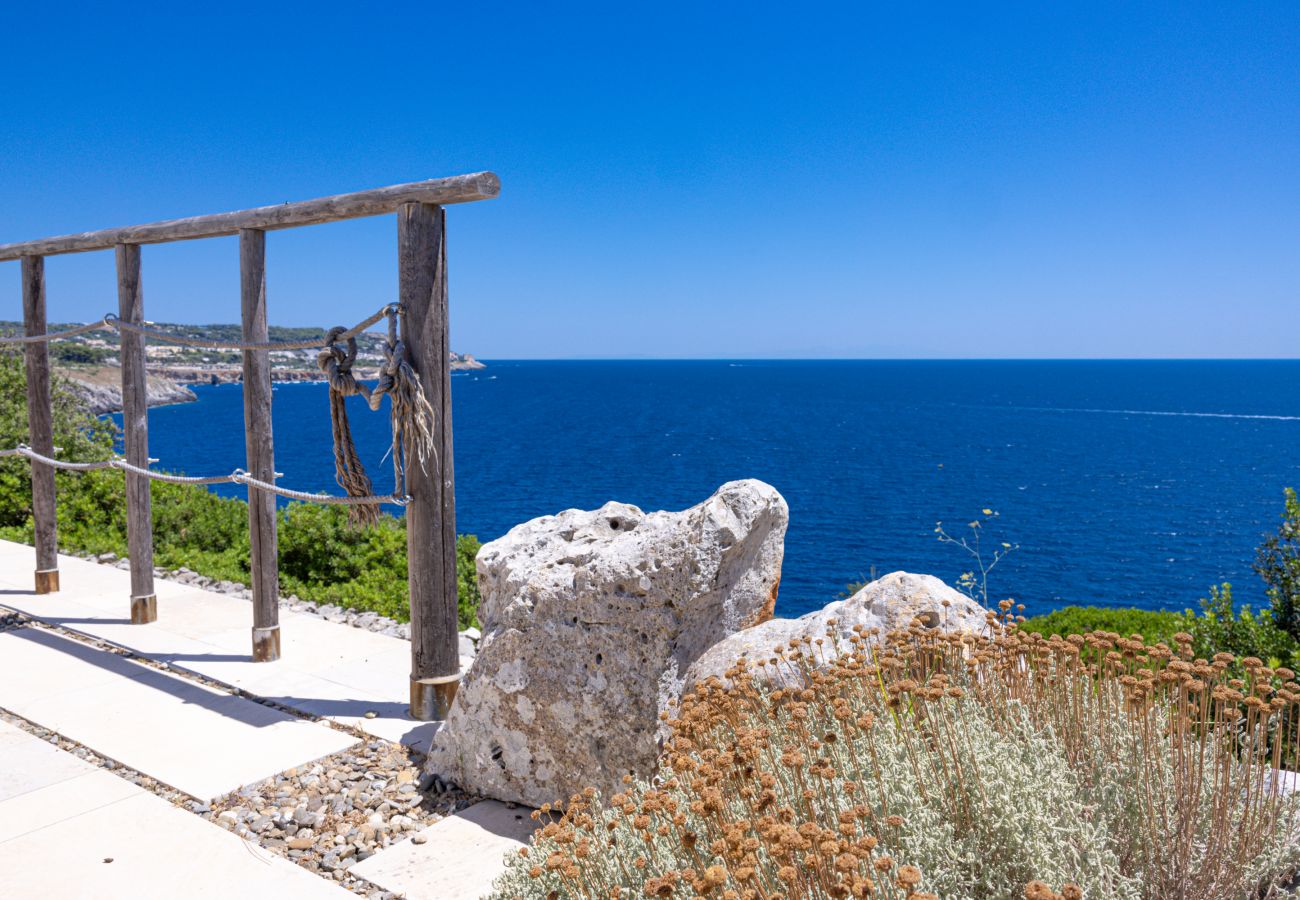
0, 172, 499, 261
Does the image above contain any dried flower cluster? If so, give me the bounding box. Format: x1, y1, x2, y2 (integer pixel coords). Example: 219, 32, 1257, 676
491, 605, 1300, 899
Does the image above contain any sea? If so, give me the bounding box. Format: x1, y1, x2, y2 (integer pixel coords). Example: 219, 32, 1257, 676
132, 360, 1300, 619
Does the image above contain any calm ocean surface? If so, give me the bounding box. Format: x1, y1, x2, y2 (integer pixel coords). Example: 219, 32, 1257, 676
137, 361, 1300, 619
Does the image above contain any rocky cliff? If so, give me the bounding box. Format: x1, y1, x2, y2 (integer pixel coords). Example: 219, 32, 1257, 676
63, 367, 197, 415
63, 351, 485, 415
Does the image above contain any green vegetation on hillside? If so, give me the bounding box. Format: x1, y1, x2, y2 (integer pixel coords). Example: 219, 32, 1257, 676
1018, 605, 1184, 645
1016, 586, 1300, 672
0, 350, 481, 628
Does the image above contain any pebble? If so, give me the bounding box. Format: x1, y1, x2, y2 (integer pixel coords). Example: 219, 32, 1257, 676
202, 740, 479, 893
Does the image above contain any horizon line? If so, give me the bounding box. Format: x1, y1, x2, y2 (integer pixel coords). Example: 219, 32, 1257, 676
463, 356, 1300, 363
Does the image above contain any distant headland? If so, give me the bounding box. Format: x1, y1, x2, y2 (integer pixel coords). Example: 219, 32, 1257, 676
0, 320, 483, 414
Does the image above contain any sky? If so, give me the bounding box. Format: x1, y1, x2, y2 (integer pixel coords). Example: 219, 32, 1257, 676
0, 2, 1296, 359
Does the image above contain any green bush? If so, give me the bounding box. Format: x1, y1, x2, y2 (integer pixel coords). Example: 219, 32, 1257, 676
0, 350, 482, 628
0, 349, 118, 528
1256, 486, 1300, 641
1179, 582, 1300, 670
51, 343, 113, 366
1019, 593, 1300, 675
1019, 605, 1183, 645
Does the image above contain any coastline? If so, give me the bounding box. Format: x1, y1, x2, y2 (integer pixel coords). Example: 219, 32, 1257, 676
64, 357, 486, 415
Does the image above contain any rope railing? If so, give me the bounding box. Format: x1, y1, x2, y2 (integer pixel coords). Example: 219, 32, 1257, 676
0, 444, 409, 506
0, 303, 398, 350
0, 319, 112, 344
1, 300, 435, 524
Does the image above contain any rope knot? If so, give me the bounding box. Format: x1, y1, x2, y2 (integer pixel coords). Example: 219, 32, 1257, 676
312, 306, 437, 527
318, 325, 379, 525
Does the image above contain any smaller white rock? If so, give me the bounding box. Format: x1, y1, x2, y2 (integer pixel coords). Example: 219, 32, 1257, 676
684, 571, 991, 692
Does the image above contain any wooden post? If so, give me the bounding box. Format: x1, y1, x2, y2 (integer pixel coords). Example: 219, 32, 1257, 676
22, 256, 59, 594
400, 203, 460, 720
240, 228, 280, 661
116, 244, 157, 623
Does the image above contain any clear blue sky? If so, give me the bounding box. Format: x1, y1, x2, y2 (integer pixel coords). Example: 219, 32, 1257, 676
1, 2, 1296, 358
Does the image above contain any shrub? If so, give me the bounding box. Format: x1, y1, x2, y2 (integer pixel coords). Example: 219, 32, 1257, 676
1180, 582, 1300, 672
50, 343, 114, 366
0, 349, 118, 529
1257, 487, 1300, 641
1019, 605, 1183, 645
493, 615, 1300, 899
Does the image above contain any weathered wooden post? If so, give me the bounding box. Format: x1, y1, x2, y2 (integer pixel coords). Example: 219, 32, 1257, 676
116, 244, 157, 623
240, 228, 280, 661
399, 202, 460, 720
22, 256, 59, 594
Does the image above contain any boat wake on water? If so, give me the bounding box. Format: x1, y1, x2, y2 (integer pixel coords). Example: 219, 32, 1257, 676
1009, 406, 1300, 422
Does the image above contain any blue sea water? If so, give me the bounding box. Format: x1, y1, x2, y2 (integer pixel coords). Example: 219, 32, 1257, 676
137, 361, 1300, 619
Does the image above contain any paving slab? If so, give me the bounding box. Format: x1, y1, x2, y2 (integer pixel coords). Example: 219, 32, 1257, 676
0, 627, 357, 802
351, 800, 539, 900
0, 723, 97, 803
0, 763, 141, 844
0, 539, 456, 749
0, 721, 352, 899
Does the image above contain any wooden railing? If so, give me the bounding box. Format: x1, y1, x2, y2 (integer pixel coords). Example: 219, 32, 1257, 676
0, 173, 500, 720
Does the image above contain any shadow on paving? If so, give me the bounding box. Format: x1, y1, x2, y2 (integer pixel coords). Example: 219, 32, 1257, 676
8, 627, 285, 730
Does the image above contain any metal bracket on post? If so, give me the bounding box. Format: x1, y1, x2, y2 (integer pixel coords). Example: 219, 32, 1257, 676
410, 673, 460, 721
130, 594, 157, 624
251, 625, 281, 663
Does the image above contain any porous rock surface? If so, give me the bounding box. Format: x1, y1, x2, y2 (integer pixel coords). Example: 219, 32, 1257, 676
683, 571, 991, 691
427, 480, 788, 807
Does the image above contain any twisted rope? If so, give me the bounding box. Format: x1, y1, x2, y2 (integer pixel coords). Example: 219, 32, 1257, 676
0, 319, 111, 344
379, 308, 438, 481
316, 306, 436, 525
1, 445, 408, 505
317, 326, 379, 524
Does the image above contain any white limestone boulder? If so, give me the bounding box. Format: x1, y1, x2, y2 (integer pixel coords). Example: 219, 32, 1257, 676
684, 571, 991, 692
427, 480, 788, 806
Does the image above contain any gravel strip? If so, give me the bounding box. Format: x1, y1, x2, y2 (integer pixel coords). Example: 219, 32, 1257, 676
205, 741, 479, 887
